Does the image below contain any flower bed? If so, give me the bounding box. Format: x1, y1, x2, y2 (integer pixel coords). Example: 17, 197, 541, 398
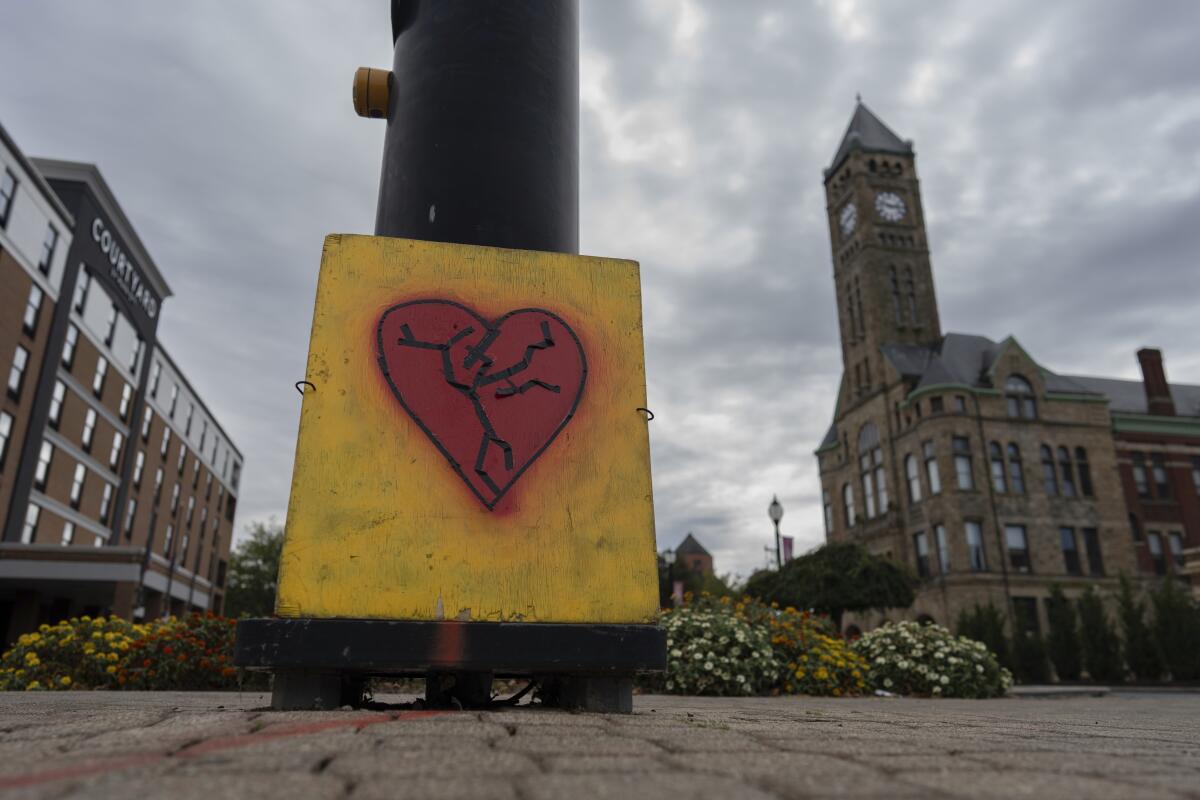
851, 621, 1012, 698
0, 613, 240, 691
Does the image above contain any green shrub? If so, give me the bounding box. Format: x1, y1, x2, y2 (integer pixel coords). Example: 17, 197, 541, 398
1117, 575, 1163, 681
955, 602, 1011, 670
851, 621, 1011, 698
1011, 632, 1050, 684
1150, 578, 1200, 681
733, 597, 867, 696
1077, 587, 1122, 683
1046, 586, 1082, 681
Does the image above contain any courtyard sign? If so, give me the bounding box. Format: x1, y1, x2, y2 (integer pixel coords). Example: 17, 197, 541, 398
91, 217, 159, 320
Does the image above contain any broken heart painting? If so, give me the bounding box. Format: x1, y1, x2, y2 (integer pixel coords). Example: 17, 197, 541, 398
376, 299, 587, 510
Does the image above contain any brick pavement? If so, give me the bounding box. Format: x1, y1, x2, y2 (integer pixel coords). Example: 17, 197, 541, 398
0, 691, 1197, 799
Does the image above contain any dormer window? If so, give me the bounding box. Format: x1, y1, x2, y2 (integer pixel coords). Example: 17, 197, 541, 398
1005, 375, 1036, 419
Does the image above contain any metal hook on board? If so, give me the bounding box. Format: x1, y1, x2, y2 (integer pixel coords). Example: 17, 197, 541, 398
636, 407, 654, 422
295, 380, 316, 396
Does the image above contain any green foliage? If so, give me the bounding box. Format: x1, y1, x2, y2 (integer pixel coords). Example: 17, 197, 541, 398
1076, 587, 1122, 683
1045, 586, 1082, 681
657, 553, 734, 608
1010, 632, 1050, 684
742, 543, 916, 630
1150, 578, 1200, 681
224, 520, 285, 619
120, 614, 241, 690
955, 602, 1011, 670
851, 621, 1012, 698
1117, 575, 1163, 681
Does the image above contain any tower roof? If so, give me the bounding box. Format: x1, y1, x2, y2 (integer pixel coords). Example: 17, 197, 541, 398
828, 100, 913, 173
675, 533, 710, 558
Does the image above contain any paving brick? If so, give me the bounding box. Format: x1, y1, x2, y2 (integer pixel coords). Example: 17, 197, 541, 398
520, 771, 780, 800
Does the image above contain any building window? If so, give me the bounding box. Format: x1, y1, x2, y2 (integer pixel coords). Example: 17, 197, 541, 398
186, 496, 195, 527
129, 336, 144, 372
858, 423, 887, 517
205, 473, 213, 500
822, 489, 833, 534
842, 484, 856, 526
952, 436, 974, 490
119, 384, 132, 421
150, 361, 162, 397
34, 440, 54, 490
1083, 528, 1105, 576
0, 168, 17, 227
8, 345, 30, 399
103, 303, 118, 347
62, 324, 79, 369
37, 225, 59, 276
185, 403, 194, 436
1057, 447, 1076, 497
82, 408, 97, 451
1006, 444, 1026, 494
21, 503, 40, 544
169, 383, 179, 418
109, 432, 123, 470
49, 381, 66, 428
231, 461, 241, 491
1005, 375, 1036, 419
1147, 532, 1166, 576
1005, 525, 1031, 572
1168, 532, 1184, 568
0, 411, 12, 470
199, 420, 208, 452
1075, 447, 1093, 497
889, 266, 902, 323
70, 464, 86, 508
954, 395, 966, 412
913, 531, 931, 578
854, 276, 865, 338
171, 482, 181, 514
1040, 445, 1059, 496
93, 357, 108, 397
903, 267, 917, 325
133, 450, 145, 486
142, 405, 153, 441
164, 523, 174, 556
72, 270, 91, 313
905, 454, 922, 503
965, 521, 987, 572
989, 442, 1007, 493
1060, 527, 1081, 575
23, 284, 44, 335
154, 467, 164, 502
1132, 452, 1149, 497
192, 458, 200, 489
161, 428, 171, 457
99, 483, 113, 523
930, 396, 944, 414
1151, 453, 1170, 498
935, 524, 950, 574
923, 441, 941, 495
177, 445, 187, 475
124, 499, 137, 538
61, 521, 75, 546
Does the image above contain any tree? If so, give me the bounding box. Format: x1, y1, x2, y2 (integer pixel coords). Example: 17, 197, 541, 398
1011, 631, 1050, 684
1116, 574, 1162, 682
742, 542, 915, 631
1150, 578, 1200, 681
223, 520, 284, 619
1045, 585, 1082, 681
955, 602, 1011, 669
1076, 586, 1122, 683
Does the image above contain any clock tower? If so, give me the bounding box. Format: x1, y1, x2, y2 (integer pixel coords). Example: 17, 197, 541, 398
824, 101, 941, 400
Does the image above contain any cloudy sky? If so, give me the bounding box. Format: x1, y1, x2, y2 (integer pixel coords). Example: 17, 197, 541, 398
3, 1, 1199, 579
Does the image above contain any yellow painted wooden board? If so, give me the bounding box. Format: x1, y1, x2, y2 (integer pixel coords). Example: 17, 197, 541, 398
276, 235, 659, 623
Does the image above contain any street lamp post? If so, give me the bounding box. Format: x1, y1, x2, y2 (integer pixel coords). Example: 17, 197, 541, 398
769, 495, 784, 569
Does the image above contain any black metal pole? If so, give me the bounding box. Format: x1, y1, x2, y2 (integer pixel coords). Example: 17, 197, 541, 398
375, 0, 579, 254
774, 520, 781, 569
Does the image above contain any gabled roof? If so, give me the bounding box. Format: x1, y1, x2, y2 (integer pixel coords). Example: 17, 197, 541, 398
675, 533, 710, 558
828, 100, 913, 173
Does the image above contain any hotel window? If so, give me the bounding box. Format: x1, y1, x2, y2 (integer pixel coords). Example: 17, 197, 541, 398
952, 436, 974, 490
1147, 532, 1166, 576
142, 405, 153, 441
200, 506, 208, 529
1040, 445, 1059, 496
231, 461, 241, 491
858, 423, 887, 517
185, 402, 194, 436
99, 483, 113, 523
842, 484, 856, 526
223, 450, 231, 480
0, 168, 16, 227
109, 432, 123, 470
169, 383, 179, 417
171, 482, 180, 514
913, 531, 931, 578
905, 454, 921, 502
199, 420, 208, 452
124, 499, 137, 537
965, 521, 987, 572
181, 534, 190, 563
62, 324, 79, 369
1075, 447, 1093, 497
1083, 528, 1105, 576
72, 270, 91, 313
37, 225, 59, 275
177, 445, 187, 475
1132, 453, 1150, 497
935, 524, 950, 574
930, 396, 944, 414
192, 458, 200, 489
1057, 447, 1076, 497
1151, 453, 1170, 498
1060, 527, 1081, 575
1168, 532, 1184, 568
82, 408, 97, 451
92, 356, 108, 397
1006, 444, 1026, 494
133, 450, 145, 486
150, 361, 162, 397
8, 345, 30, 399
23, 284, 43, 335
103, 303, 118, 347
34, 440, 54, 490
1005, 375, 1036, 419
989, 442, 1007, 493
61, 521, 75, 546
205, 473, 213, 500
923, 441, 941, 495
160, 427, 170, 457
70, 464, 86, 508
21, 503, 40, 544
0, 412, 12, 470
119, 383, 132, 421
49, 380, 66, 428
153, 467, 163, 502
129, 336, 144, 372
186, 496, 195, 527
164, 523, 174, 556
93, 535, 103, 547
1005, 524, 1031, 572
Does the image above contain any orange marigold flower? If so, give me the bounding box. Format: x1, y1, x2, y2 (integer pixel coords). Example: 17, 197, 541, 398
142, 659, 152, 668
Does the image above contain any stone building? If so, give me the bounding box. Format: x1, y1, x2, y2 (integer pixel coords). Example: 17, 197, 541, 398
814, 102, 1195, 634
674, 533, 713, 576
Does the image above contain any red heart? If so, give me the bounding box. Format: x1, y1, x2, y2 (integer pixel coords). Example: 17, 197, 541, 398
376, 300, 587, 510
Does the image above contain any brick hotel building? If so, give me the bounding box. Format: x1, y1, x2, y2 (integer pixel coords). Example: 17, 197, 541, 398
0, 122, 242, 643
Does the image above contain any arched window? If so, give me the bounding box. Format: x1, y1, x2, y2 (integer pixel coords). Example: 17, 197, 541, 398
1040, 445, 1058, 495
989, 442, 1007, 493
903, 267, 917, 325
823, 490, 833, 534
889, 266, 902, 324
1007, 443, 1026, 494
1058, 446, 1076, 497
905, 454, 921, 503
1075, 447, 1093, 496
1005, 375, 1036, 419
843, 484, 856, 526
858, 423, 888, 517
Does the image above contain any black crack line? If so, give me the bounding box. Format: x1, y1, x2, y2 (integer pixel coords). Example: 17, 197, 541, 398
475, 322, 556, 388
462, 327, 499, 370
495, 379, 561, 398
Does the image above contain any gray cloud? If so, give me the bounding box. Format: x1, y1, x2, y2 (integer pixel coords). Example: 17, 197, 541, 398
3, 0, 1198, 580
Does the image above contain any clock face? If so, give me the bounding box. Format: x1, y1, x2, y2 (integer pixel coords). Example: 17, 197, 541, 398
839, 202, 858, 236
875, 191, 906, 222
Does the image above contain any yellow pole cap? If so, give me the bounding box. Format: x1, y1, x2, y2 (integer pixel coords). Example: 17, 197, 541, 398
353, 67, 392, 119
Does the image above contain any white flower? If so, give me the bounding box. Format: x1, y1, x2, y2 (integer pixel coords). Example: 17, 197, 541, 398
671, 649, 682, 658
976, 664, 984, 673
704, 661, 714, 671
940, 675, 950, 685
883, 678, 893, 688
932, 686, 942, 694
